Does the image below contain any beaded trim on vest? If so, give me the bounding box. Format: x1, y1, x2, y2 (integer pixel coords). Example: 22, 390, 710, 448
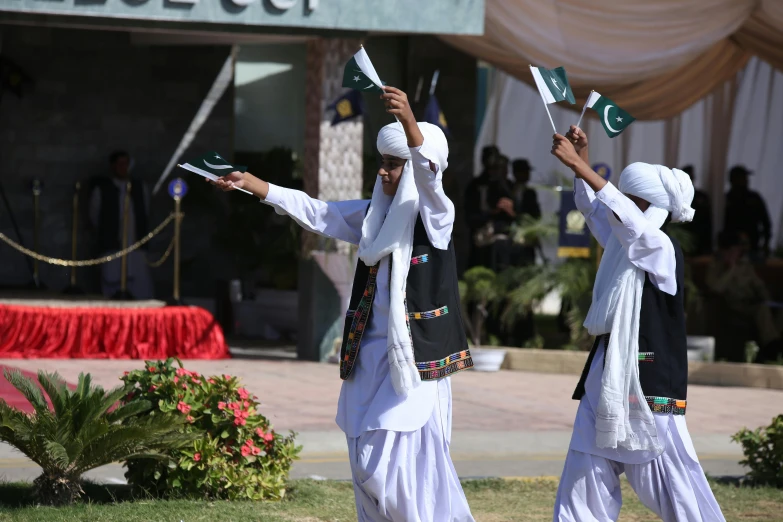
417, 349, 474, 380
339, 264, 380, 380
646, 396, 686, 415
638, 352, 655, 362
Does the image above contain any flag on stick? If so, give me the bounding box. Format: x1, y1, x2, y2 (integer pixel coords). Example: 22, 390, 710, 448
529, 65, 575, 133
577, 91, 635, 138
424, 95, 449, 136
342, 46, 384, 93
328, 90, 364, 126
177, 152, 252, 195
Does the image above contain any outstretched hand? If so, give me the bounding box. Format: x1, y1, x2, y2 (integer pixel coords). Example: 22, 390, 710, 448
380, 86, 415, 123
565, 125, 588, 153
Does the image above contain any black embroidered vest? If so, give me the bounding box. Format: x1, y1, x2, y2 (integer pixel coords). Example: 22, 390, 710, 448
573, 237, 688, 414
339, 215, 473, 381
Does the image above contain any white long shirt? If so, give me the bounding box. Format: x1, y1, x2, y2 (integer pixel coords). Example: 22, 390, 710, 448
571, 179, 681, 463
262, 144, 455, 437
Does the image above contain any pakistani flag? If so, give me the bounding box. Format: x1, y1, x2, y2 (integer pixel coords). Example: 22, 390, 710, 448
585, 91, 635, 138
530, 66, 575, 105
342, 47, 384, 93
177, 152, 252, 194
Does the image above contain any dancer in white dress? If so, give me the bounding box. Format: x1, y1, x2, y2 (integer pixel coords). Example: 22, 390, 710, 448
549, 127, 725, 522
211, 87, 474, 522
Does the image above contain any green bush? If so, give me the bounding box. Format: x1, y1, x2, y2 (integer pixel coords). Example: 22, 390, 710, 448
121, 358, 301, 500
0, 370, 193, 506
732, 414, 783, 488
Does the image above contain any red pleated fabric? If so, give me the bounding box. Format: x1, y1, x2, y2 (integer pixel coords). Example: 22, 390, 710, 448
0, 305, 229, 359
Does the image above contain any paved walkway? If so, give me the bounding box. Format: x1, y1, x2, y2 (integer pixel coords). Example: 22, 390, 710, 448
1, 358, 781, 482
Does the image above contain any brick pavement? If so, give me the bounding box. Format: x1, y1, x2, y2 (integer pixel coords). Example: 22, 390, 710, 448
3, 358, 780, 436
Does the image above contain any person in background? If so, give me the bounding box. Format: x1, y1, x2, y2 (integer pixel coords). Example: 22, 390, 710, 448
465, 145, 500, 268
680, 165, 712, 256
511, 158, 542, 265
89, 150, 153, 300
723, 165, 771, 261
706, 229, 781, 362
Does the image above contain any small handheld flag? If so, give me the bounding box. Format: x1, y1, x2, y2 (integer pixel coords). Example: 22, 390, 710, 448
328, 90, 364, 126
342, 47, 384, 93
177, 152, 252, 195
529, 65, 575, 133
577, 91, 635, 138
424, 94, 449, 136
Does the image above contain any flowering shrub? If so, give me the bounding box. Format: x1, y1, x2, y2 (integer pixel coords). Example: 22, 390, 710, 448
120, 358, 300, 500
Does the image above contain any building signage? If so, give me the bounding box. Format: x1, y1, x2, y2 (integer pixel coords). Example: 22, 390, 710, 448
0, 0, 484, 35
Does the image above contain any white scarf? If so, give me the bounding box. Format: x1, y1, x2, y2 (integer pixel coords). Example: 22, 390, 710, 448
358, 122, 449, 397
584, 162, 695, 452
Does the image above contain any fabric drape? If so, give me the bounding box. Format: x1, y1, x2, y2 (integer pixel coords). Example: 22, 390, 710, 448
0, 304, 229, 359
442, 0, 783, 120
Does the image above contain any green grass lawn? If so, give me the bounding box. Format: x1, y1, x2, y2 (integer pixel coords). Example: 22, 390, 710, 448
0, 478, 780, 521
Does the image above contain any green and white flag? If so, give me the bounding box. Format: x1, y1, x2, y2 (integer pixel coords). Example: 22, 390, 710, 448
342, 47, 384, 93
580, 91, 635, 138
530, 66, 576, 105
177, 151, 252, 194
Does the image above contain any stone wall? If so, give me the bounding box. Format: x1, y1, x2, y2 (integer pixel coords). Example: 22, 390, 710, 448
0, 26, 234, 295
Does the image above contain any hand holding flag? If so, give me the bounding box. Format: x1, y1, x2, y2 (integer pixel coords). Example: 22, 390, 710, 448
178, 152, 252, 195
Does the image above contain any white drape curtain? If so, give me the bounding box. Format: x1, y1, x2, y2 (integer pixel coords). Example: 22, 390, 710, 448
476, 58, 783, 248
443, 0, 783, 120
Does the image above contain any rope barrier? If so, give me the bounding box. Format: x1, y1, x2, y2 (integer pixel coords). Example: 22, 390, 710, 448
0, 213, 176, 267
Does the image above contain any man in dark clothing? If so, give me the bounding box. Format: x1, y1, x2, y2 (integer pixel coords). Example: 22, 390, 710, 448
465, 145, 505, 268
723, 165, 771, 260
680, 165, 713, 256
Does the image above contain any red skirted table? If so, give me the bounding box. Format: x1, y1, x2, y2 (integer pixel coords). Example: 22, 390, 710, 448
0, 303, 229, 359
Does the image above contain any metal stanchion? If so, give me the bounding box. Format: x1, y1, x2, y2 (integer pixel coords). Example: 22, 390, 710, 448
166, 178, 187, 306
112, 181, 134, 300
29, 179, 45, 289
63, 182, 84, 295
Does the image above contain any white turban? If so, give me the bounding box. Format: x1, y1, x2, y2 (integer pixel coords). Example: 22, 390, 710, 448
376, 122, 449, 171
618, 162, 695, 223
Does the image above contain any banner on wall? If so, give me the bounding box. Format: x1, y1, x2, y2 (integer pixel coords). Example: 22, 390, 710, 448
558, 190, 591, 258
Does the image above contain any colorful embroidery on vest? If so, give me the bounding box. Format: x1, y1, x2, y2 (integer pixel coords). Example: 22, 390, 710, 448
646, 396, 686, 415
410, 254, 429, 265
340, 264, 380, 380
417, 349, 474, 380
638, 352, 655, 362
408, 306, 449, 320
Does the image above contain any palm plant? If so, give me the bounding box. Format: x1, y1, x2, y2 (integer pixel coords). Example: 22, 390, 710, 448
0, 370, 197, 506
459, 266, 505, 346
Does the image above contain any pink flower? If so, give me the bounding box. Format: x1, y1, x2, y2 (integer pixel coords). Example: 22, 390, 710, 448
241, 445, 251, 456
149, 366, 157, 373
217, 402, 226, 410
187, 415, 194, 423
252, 446, 261, 456
228, 402, 239, 411
243, 400, 250, 409
148, 385, 157, 392
176, 368, 188, 377
240, 410, 249, 419
173, 376, 179, 384
193, 453, 201, 462
233, 418, 246, 426
233, 409, 242, 418
123, 371, 129, 376
182, 384, 188, 389
244, 439, 254, 447
177, 401, 191, 414
191, 377, 200, 384
263, 431, 274, 444
208, 379, 216, 384
223, 374, 231, 380
238, 388, 249, 400
255, 428, 265, 438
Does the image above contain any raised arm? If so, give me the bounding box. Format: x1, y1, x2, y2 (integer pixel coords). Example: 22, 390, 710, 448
552, 130, 677, 294
209, 172, 368, 245
382, 86, 454, 249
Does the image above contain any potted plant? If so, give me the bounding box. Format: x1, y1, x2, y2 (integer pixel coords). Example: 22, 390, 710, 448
458, 266, 507, 371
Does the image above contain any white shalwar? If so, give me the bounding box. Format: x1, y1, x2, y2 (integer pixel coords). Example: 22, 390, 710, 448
553, 180, 725, 522
263, 144, 474, 522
